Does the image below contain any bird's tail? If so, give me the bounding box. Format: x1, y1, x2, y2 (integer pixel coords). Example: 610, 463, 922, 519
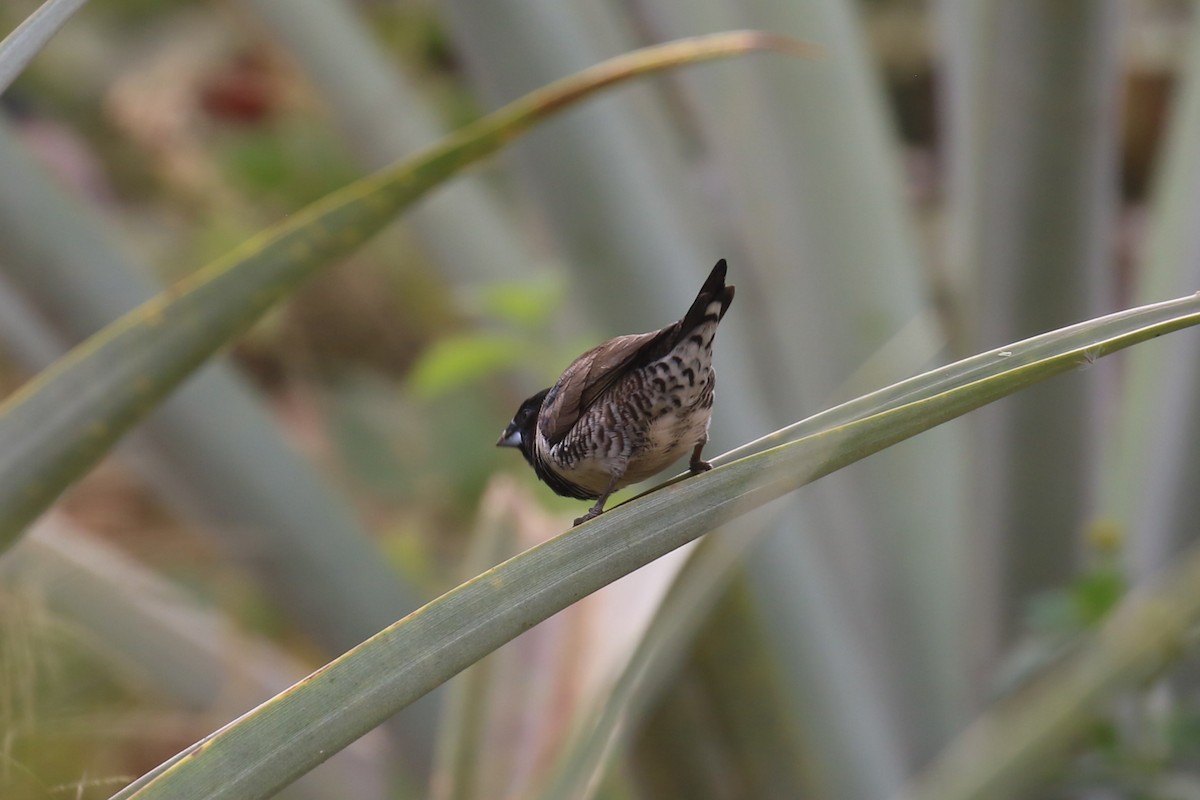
680, 259, 735, 333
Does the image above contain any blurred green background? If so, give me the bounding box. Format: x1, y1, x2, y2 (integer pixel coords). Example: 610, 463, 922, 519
3, 0, 1200, 798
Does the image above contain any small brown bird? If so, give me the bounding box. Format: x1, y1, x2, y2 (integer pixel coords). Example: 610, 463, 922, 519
497, 260, 735, 525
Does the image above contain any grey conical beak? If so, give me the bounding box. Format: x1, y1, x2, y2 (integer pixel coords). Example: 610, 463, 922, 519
496, 429, 522, 448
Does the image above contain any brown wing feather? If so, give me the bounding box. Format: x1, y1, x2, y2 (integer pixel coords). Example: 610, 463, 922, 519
538, 259, 732, 448
540, 327, 675, 446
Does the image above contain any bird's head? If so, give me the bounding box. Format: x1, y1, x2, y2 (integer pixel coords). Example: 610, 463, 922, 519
497, 388, 550, 463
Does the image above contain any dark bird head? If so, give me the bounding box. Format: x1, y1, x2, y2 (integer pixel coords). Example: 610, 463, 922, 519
496, 388, 550, 465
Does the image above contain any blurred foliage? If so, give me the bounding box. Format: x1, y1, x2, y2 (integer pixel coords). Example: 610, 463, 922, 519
0, 587, 149, 800
406, 276, 577, 396
217, 122, 359, 208
1, 0, 1198, 797
408, 333, 528, 397
363, 0, 473, 124
995, 529, 1200, 800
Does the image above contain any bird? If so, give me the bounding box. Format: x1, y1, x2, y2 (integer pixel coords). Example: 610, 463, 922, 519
497, 259, 735, 525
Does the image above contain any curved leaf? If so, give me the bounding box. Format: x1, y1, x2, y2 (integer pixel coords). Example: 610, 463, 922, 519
114, 294, 1200, 800
0, 31, 817, 548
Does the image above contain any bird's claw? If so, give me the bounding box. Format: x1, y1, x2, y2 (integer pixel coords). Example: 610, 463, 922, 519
574, 508, 602, 526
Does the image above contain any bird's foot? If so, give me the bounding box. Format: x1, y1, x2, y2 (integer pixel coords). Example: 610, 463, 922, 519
574, 507, 603, 527
689, 459, 713, 474
575, 477, 620, 526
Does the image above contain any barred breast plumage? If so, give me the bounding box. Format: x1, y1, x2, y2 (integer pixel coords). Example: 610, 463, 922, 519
497, 260, 735, 525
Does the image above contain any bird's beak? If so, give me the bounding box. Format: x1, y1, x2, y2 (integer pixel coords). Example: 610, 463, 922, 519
496, 429, 522, 448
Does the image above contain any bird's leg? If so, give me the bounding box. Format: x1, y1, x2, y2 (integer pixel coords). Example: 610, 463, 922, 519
575, 473, 623, 526
689, 440, 712, 474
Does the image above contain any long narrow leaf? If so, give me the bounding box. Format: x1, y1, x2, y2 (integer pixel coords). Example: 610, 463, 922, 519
440, 5, 909, 794
1102, 10, 1200, 581
244, 0, 540, 285
642, 0, 968, 766
964, 0, 1121, 670
0, 116, 425, 658
0, 31, 816, 547
0, 0, 88, 93
531, 513, 775, 799
114, 294, 1200, 800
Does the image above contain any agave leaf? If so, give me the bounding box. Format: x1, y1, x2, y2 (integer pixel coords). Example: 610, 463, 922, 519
0, 31, 816, 548
0, 0, 88, 93
112, 294, 1200, 800
530, 513, 772, 800
1102, 12, 1200, 582
0, 116, 425, 659
243, 0, 541, 286
954, 0, 1122, 671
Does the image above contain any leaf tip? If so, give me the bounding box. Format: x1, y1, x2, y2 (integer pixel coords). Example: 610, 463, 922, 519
735, 30, 826, 60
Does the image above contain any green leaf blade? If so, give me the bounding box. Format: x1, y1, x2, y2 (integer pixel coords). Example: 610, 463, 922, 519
117, 294, 1200, 800
0, 31, 814, 547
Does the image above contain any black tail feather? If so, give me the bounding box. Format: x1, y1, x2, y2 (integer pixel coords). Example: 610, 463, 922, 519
626, 259, 735, 367
680, 259, 735, 333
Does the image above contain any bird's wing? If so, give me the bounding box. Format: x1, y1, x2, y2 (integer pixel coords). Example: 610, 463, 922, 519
540, 327, 676, 447
539, 258, 733, 448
